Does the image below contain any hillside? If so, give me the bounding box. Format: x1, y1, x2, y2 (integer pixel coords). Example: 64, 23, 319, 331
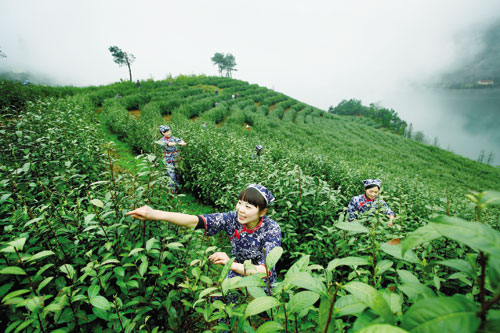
439, 20, 500, 87
1, 76, 500, 332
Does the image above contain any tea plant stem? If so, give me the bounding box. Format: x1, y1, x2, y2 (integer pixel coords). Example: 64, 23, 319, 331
86, 189, 111, 243
8, 174, 33, 219
14, 248, 47, 333
263, 251, 274, 321
106, 149, 121, 219
42, 215, 71, 262
147, 237, 166, 304
324, 283, 340, 333
113, 296, 125, 331
38, 180, 69, 228
478, 251, 488, 325
64, 288, 82, 332
478, 292, 500, 325
282, 288, 289, 333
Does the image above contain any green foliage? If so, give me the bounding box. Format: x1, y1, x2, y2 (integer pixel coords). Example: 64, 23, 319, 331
1, 76, 500, 332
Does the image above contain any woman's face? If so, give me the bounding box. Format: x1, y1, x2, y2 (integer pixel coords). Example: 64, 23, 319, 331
365, 186, 379, 200
162, 130, 172, 137
236, 200, 265, 225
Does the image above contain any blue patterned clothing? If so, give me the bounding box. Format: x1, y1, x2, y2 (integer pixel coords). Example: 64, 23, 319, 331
198, 211, 282, 290
347, 194, 395, 221
159, 136, 183, 164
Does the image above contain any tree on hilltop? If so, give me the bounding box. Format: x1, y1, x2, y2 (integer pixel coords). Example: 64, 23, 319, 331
0, 47, 6, 58
109, 45, 135, 82
211, 52, 225, 76
223, 53, 237, 77
211, 52, 237, 77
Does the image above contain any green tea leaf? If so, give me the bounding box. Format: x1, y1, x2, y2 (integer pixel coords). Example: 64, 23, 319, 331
397, 270, 420, 284
0, 282, 14, 298
265, 246, 283, 271
128, 248, 144, 256
198, 287, 218, 300
219, 257, 235, 283
437, 259, 475, 280
480, 190, 500, 207
430, 216, 500, 256
26, 250, 55, 263
401, 295, 480, 332
335, 295, 368, 316
488, 255, 500, 292
287, 291, 319, 314
401, 223, 442, 256
256, 320, 283, 333
358, 324, 408, 333
398, 283, 436, 302
8, 238, 26, 251
244, 296, 279, 318
12, 319, 35, 333
380, 243, 419, 264
286, 271, 327, 296
327, 256, 370, 272
286, 255, 310, 276
88, 285, 100, 299
90, 295, 111, 311
229, 274, 266, 289
375, 260, 393, 276
0, 246, 15, 253
146, 237, 159, 251
343, 281, 394, 324
92, 307, 109, 320
101, 259, 120, 266
247, 286, 267, 299
59, 264, 76, 279
139, 258, 149, 277
84, 214, 95, 223
0, 267, 26, 275
90, 199, 104, 208
5, 320, 23, 333
37, 277, 54, 294
335, 221, 369, 233
166, 242, 184, 249
2, 289, 31, 303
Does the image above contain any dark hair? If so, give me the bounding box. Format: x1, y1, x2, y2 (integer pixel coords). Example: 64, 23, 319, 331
239, 187, 267, 211
364, 184, 380, 190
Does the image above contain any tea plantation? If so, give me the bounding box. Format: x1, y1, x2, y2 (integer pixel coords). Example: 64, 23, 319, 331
1, 76, 500, 332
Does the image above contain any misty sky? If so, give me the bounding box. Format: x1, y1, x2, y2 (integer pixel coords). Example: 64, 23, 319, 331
1, 1, 499, 106
1, 1, 500, 163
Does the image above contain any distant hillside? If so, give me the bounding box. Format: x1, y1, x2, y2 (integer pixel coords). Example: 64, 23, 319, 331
439, 20, 500, 88
0, 70, 58, 85
71, 76, 500, 212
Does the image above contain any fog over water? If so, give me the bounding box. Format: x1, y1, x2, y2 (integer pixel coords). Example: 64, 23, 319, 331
1, 1, 499, 164
376, 87, 500, 165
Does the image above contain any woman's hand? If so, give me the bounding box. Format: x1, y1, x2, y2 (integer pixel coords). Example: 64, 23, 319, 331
388, 215, 395, 227
208, 252, 230, 266
126, 205, 156, 220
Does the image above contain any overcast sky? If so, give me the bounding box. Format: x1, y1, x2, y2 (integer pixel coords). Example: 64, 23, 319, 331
1, 0, 499, 109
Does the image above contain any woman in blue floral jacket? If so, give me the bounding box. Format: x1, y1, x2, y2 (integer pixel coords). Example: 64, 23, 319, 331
126, 184, 282, 290
347, 179, 395, 226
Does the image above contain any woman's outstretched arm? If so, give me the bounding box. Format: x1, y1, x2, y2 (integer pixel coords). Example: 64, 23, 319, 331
126, 205, 198, 228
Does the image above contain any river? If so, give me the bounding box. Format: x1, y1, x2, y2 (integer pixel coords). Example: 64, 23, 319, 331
377, 86, 500, 166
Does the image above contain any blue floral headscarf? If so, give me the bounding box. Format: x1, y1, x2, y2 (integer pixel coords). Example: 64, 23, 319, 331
247, 184, 275, 205
362, 179, 382, 188
159, 125, 171, 133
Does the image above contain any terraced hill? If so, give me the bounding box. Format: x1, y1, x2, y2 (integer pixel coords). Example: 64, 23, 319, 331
1, 76, 499, 332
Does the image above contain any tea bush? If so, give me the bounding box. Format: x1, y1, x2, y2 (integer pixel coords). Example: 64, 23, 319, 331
2, 75, 500, 332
